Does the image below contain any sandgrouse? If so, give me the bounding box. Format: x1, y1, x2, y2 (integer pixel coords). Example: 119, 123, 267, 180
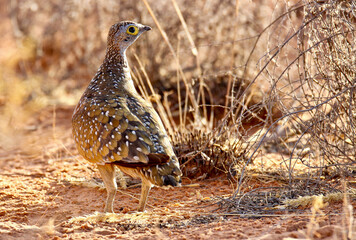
72, 21, 182, 213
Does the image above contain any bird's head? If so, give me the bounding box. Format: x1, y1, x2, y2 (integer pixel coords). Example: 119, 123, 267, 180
107, 21, 151, 52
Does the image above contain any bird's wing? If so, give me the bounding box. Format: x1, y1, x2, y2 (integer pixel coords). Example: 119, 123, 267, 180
73, 95, 172, 166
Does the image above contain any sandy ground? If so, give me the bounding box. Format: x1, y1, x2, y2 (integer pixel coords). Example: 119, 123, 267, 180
0, 106, 355, 240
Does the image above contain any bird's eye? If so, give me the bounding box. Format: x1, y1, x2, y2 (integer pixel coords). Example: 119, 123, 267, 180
126, 26, 139, 35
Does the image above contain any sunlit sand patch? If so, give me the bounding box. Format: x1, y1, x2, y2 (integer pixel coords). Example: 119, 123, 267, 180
68, 209, 191, 226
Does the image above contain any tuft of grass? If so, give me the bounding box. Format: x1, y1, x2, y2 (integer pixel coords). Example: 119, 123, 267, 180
283, 190, 356, 208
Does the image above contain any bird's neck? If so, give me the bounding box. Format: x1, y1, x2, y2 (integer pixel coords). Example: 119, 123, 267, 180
93, 46, 138, 95
104, 45, 127, 67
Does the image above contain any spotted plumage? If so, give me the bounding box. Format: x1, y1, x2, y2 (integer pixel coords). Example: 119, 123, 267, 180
72, 21, 182, 213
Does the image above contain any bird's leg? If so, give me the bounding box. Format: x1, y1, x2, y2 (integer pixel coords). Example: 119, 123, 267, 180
138, 180, 152, 212
97, 164, 117, 213
116, 169, 127, 189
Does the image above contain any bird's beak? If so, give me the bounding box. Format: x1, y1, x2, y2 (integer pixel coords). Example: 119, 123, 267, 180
142, 25, 152, 31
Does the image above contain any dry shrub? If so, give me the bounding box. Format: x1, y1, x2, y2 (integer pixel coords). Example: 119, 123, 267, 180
232, 0, 356, 183
295, 0, 356, 172
221, 0, 356, 219
265, 0, 356, 178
